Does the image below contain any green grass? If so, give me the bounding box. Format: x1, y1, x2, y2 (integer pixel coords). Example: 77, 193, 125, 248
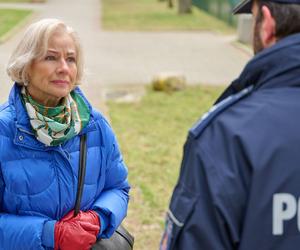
0, 9, 32, 40
108, 85, 225, 250
0, 0, 44, 2
102, 0, 235, 33
0, 0, 27, 2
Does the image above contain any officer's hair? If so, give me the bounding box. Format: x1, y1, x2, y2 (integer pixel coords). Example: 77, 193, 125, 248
256, 1, 300, 40
6, 18, 84, 86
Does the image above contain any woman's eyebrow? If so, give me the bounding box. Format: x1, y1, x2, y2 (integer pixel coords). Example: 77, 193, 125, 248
47, 49, 59, 54
67, 51, 76, 56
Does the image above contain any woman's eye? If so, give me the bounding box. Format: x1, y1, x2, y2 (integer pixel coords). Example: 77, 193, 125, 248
45, 55, 56, 61
67, 57, 76, 63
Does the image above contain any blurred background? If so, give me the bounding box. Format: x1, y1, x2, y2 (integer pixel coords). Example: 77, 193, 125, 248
0, 0, 252, 249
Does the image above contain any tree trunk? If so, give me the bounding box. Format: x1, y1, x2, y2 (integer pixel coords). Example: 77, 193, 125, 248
178, 0, 192, 14
159, 0, 174, 8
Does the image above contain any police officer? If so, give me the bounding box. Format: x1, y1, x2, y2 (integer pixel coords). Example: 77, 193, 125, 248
160, 0, 300, 249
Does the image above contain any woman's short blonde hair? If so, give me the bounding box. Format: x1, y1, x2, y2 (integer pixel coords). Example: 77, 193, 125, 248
7, 18, 84, 85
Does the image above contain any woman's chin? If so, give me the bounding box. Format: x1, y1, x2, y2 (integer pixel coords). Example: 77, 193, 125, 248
51, 85, 72, 97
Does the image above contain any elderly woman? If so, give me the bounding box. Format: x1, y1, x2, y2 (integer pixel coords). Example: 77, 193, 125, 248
0, 19, 130, 250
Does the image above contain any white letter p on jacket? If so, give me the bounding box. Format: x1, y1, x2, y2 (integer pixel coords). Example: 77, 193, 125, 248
273, 193, 297, 235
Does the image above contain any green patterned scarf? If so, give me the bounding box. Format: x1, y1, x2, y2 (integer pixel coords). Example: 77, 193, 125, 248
21, 87, 90, 146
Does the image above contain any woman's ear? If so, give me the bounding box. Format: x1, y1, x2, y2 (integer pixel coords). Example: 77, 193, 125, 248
24, 64, 32, 86
260, 5, 276, 48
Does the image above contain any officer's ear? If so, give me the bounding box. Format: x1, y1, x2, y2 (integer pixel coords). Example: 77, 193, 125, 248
260, 5, 276, 48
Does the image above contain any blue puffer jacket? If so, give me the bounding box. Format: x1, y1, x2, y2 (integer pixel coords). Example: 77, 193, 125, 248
161, 33, 300, 249
0, 84, 130, 250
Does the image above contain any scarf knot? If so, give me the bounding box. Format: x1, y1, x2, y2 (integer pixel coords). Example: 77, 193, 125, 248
21, 87, 90, 146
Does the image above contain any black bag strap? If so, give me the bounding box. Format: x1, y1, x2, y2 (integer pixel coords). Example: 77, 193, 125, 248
116, 224, 134, 248
74, 134, 134, 250
74, 133, 87, 217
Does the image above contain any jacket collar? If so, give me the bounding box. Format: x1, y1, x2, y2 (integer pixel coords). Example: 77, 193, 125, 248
9, 84, 97, 150
216, 32, 300, 103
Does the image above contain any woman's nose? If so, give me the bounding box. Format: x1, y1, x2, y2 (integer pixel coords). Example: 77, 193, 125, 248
57, 58, 70, 73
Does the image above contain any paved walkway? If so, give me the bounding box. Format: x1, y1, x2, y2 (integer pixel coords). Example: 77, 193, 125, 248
0, 0, 251, 115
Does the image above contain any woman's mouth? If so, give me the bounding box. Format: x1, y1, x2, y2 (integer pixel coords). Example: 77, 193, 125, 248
51, 80, 70, 86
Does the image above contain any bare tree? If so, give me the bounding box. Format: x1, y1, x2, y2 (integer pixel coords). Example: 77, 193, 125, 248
178, 0, 192, 14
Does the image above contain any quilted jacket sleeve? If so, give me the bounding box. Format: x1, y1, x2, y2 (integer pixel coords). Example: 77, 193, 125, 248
0, 169, 54, 250
92, 118, 130, 238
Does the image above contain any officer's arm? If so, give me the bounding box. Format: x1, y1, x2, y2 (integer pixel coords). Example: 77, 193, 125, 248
161, 136, 240, 250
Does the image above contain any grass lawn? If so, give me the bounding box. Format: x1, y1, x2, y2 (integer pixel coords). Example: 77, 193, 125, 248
108, 85, 225, 250
0, 0, 45, 2
0, 0, 28, 2
102, 0, 235, 33
0, 9, 32, 40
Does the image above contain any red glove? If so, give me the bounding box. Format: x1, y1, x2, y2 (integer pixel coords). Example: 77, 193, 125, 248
54, 210, 100, 250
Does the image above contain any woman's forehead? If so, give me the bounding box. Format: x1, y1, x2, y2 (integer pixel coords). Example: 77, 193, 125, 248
46, 31, 76, 53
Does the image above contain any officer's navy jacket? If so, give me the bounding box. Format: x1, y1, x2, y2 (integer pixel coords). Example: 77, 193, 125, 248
161, 33, 300, 250
0, 85, 129, 249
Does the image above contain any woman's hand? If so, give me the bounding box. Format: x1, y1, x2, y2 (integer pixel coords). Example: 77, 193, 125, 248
54, 210, 100, 250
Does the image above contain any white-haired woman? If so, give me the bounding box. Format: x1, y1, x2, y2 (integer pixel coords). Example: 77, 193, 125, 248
0, 18, 130, 250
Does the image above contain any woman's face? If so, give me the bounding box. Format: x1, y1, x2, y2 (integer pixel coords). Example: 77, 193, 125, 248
27, 30, 78, 107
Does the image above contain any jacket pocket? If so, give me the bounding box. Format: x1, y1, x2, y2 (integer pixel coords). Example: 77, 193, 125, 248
160, 184, 197, 250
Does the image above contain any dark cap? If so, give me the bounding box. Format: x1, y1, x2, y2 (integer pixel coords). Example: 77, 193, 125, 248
233, 0, 300, 14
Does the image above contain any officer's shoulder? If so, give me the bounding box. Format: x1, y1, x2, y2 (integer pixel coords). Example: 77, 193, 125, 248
189, 86, 254, 139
